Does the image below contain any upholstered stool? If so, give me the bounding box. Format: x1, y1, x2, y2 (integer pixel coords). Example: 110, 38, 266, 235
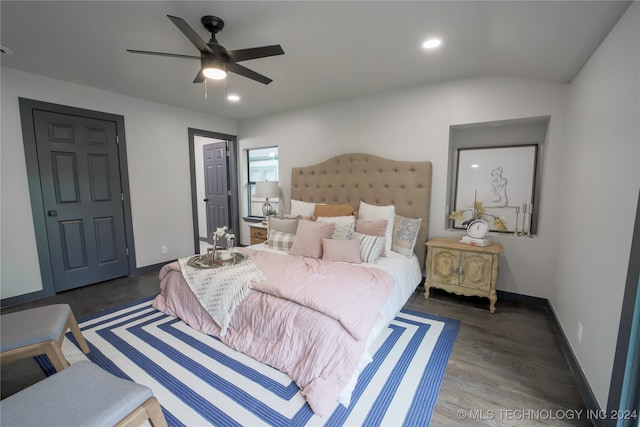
0, 360, 168, 427
1, 304, 90, 372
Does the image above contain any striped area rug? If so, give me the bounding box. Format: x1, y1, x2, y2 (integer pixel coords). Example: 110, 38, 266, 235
48, 297, 459, 426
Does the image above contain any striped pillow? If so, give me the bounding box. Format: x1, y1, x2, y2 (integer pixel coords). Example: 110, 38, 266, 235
351, 232, 385, 263
267, 231, 295, 251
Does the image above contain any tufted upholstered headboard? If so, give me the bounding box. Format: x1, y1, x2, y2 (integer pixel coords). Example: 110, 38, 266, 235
290, 153, 432, 271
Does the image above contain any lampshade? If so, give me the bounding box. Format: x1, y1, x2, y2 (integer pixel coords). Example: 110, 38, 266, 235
254, 181, 279, 199
203, 67, 227, 80
202, 57, 227, 80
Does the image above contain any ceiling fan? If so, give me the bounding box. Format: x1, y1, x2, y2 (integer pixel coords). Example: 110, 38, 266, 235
127, 15, 284, 85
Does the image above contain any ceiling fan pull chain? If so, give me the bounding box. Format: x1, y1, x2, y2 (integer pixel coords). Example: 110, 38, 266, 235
204, 79, 208, 100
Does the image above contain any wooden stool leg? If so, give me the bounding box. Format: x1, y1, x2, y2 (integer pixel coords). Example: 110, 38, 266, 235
43, 341, 69, 372
65, 312, 90, 354
144, 397, 168, 427
115, 397, 168, 427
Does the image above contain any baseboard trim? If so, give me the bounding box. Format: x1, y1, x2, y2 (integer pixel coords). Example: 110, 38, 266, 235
133, 261, 174, 276
496, 290, 550, 307
490, 289, 600, 425
547, 302, 601, 426
1, 288, 54, 308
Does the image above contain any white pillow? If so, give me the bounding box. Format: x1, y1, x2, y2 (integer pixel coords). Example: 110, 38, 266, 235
357, 201, 395, 255
290, 199, 320, 219
316, 215, 356, 240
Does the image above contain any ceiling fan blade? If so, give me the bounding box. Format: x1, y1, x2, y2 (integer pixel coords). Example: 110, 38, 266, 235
227, 62, 273, 85
167, 15, 214, 55
127, 49, 200, 60
193, 69, 205, 84
226, 45, 285, 62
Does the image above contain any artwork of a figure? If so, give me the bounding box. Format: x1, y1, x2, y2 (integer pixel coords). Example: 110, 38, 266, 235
486, 166, 508, 207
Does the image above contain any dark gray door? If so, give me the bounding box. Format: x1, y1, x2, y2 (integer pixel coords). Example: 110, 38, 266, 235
203, 141, 230, 245
34, 110, 129, 292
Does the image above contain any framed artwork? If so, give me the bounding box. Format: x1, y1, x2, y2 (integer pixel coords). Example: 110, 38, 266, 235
452, 145, 538, 233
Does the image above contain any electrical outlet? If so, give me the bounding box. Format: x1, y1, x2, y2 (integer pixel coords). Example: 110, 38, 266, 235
161, 245, 168, 254
577, 322, 583, 344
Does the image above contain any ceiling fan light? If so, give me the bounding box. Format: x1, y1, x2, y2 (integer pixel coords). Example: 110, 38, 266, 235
203, 67, 227, 80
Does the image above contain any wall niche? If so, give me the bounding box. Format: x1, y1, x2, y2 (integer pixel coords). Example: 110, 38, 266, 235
447, 116, 550, 236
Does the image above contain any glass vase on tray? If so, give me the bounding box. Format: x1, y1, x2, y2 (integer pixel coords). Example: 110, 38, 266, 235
210, 226, 235, 264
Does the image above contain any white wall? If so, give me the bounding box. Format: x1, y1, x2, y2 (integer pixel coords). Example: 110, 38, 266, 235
553, 3, 639, 409
237, 3, 640, 410
2, 4, 637, 408
1, 67, 236, 299
239, 75, 570, 299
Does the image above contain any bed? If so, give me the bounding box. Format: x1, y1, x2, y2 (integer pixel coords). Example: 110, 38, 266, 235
153, 153, 432, 416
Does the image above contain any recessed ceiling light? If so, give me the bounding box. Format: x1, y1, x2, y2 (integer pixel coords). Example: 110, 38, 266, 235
422, 38, 442, 49
227, 94, 240, 102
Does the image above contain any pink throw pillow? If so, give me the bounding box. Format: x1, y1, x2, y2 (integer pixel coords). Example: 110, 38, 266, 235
355, 219, 387, 236
321, 238, 362, 264
355, 219, 388, 255
289, 219, 335, 259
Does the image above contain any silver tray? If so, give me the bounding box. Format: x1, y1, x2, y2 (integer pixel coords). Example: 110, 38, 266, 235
186, 252, 248, 269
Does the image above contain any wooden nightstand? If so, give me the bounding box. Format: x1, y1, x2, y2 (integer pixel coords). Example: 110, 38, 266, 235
249, 224, 268, 245
424, 237, 503, 313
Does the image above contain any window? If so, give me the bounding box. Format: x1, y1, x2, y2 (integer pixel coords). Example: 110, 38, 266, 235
247, 147, 279, 217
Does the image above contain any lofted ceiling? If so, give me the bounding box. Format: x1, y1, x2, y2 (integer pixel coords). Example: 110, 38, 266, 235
0, 1, 631, 120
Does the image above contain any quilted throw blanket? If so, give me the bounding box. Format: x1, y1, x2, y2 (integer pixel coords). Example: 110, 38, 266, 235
177, 256, 264, 336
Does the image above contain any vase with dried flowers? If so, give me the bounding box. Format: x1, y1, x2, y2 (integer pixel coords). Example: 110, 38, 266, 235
449, 191, 508, 232
211, 226, 235, 260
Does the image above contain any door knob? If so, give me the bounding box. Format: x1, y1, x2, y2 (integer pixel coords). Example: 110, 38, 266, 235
48, 210, 58, 217
203, 198, 209, 202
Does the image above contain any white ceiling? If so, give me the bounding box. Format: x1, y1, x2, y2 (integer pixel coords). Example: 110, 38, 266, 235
0, 1, 631, 120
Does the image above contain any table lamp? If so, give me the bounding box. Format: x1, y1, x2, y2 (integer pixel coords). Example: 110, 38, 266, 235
254, 181, 279, 224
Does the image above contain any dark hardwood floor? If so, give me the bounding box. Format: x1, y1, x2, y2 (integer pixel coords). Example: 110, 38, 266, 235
406, 290, 590, 427
1, 271, 589, 426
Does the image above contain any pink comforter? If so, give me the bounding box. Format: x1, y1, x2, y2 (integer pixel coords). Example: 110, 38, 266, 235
153, 248, 394, 416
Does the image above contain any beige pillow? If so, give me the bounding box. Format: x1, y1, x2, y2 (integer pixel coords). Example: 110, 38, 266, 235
268, 216, 300, 235
289, 219, 335, 259
321, 238, 361, 264
314, 204, 355, 218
